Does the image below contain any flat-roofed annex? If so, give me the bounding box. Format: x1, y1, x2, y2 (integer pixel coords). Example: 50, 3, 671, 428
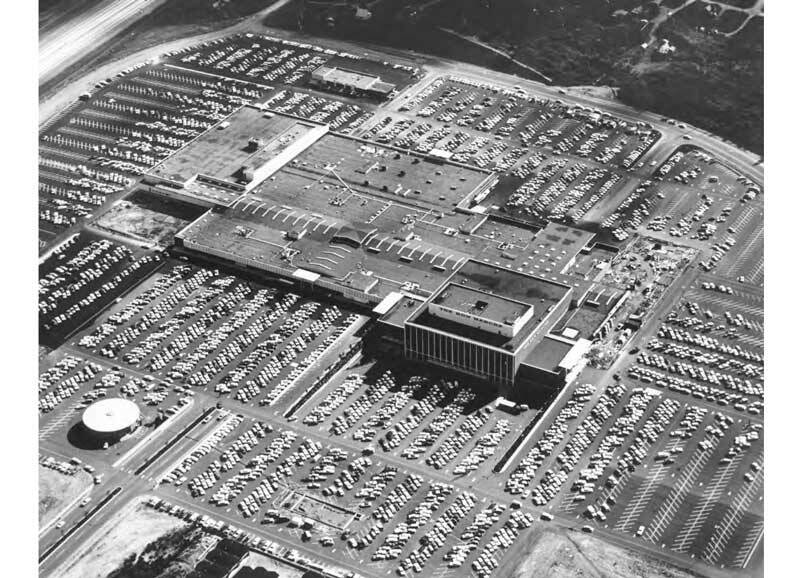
430, 282, 533, 338
144, 107, 328, 206
407, 259, 573, 351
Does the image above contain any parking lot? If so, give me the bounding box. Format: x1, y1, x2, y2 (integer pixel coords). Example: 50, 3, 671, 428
39, 233, 165, 347
627, 274, 764, 415
262, 88, 373, 134
167, 33, 420, 95
70, 260, 366, 411
154, 406, 541, 578
398, 76, 659, 170
298, 359, 539, 486
498, 373, 763, 570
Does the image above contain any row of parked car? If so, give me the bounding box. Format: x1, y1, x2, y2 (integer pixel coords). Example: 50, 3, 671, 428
530, 383, 628, 507
39, 358, 102, 413
402, 387, 476, 460
396, 492, 477, 575
193, 292, 298, 388
263, 90, 370, 134
161, 411, 243, 486
372, 482, 453, 561
444, 502, 506, 569
572, 391, 673, 511
426, 407, 492, 470
471, 510, 534, 578
505, 383, 596, 495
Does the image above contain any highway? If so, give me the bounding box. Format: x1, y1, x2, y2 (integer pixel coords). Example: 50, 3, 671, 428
39, 0, 168, 85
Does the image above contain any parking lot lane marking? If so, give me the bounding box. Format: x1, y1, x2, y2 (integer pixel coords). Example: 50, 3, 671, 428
282, 211, 296, 223
671, 453, 744, 552
734, 520, 764, 568
643, 439, 718, 543
701, 463, 763, 563
723, 223, 763, 278
613, 443, 677, 533
324, 223, 337, 235
252, 203, 265, 214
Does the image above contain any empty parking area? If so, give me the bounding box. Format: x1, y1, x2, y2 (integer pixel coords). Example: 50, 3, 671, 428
627, 274, 763, 415
71, 261, 366, 410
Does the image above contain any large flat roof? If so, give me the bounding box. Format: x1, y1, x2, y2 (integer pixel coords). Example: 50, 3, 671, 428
146, 108, 324, 205
523, 336, 575, 373
530, 221, 595, 274
452, 260, 572, 306
408, 260, 572, 350
312, 65, 395, 94
432, 283, 531, 326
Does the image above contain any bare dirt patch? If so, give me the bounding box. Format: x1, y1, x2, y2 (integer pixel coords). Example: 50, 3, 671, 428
502, 527, 709, 578
231, 551, 306, 578
39, 465, 93, 528
52, 496, 187, 578
92, 194, 203, 246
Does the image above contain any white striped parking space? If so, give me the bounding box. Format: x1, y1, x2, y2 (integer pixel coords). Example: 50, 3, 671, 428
643, 438, 719, 543
556, 490, 580, 514
745, 255, 764, 285
39, 404, 81, 441
601, 470, 632, 507
613, 440, 682, 533
738, 334, 763, 348
728, 206, 756, 232
687, 292, 763, 318
722, 223, 763, 279
430, 564, 460, 578
702, 463, 763, 564
733, 520, 764, 568
671, 453, 744, 552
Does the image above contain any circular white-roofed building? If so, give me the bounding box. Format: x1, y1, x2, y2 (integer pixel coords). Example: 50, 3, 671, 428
82, 398, 140, 441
